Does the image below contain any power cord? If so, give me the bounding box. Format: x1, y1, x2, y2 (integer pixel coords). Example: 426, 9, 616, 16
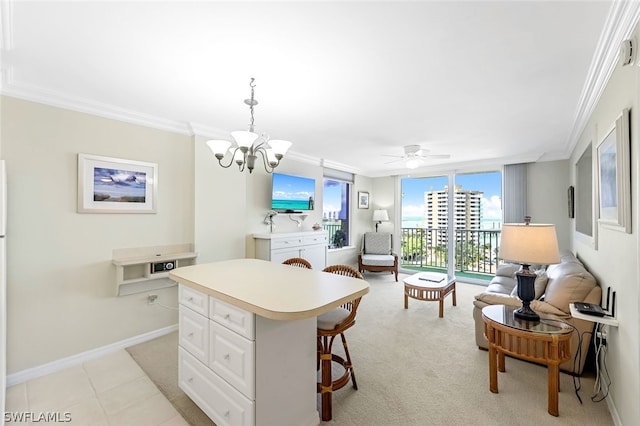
540, 318, 585, 404
591, 323, 611, 402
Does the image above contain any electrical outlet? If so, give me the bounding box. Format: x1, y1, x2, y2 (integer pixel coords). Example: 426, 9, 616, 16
147, 294, 158, 304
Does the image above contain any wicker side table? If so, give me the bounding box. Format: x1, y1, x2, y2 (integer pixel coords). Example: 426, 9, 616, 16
482, 305, 573, 416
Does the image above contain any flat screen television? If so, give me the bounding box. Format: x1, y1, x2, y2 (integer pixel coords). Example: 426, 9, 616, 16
271, 172, 315, 212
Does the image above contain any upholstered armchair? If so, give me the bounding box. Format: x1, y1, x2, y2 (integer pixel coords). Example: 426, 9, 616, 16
357, 232, 398, 281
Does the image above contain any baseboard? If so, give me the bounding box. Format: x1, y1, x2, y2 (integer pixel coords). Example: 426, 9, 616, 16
606, 395, 622, 426
6, 324, 178, 387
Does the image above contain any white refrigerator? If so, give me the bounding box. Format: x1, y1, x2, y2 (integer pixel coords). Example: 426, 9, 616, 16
0, 160, 6, 422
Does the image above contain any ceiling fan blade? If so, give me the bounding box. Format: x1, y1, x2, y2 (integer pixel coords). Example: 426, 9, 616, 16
423, 154, 451, 159
381, 154, 404, 158
384, 158, 404, 164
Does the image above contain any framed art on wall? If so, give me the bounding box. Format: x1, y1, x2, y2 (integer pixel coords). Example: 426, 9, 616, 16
357, 191, 369, 209
596, 108, 630, 233
78, 154, 158, 213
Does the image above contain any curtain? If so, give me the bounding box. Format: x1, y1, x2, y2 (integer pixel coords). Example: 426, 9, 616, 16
503, 163, 527, 223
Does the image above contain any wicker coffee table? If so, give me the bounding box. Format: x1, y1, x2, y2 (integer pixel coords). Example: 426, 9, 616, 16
403, 272, 456, 317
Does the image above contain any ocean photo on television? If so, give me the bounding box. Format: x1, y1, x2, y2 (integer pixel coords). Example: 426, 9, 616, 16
272, 173, 315, 211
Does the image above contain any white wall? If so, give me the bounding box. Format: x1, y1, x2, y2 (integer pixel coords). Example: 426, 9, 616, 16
193, 135, 247, 263
570, 24, 640, 425
1, 96, 194, 372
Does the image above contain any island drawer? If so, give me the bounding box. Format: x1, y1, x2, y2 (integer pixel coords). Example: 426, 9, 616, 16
179, 285, 209, 317
179, 305, 209, 364
179, 347, 255, 426
210, 297, 255, 340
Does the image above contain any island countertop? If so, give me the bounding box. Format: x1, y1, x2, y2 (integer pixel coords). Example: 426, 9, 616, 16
169, 258, 370, 320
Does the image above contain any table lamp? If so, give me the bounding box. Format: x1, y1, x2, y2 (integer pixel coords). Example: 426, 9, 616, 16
498, 218, 560, 321
373, 209, 389, 232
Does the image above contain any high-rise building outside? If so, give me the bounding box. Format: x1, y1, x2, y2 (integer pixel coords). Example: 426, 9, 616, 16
423, 185, 482, 245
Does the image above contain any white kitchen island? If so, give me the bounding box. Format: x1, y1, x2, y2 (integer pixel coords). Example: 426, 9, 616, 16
169, 258, 369, 426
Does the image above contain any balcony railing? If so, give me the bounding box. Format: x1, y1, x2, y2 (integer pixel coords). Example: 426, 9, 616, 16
400, 227, 501, 278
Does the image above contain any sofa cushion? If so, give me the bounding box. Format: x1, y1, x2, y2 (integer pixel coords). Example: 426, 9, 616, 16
510, 269, 549, 300
474, 292, 522, 307
496, 263, 520, 277
486, 275, 516, 294
543, 258, 597, 314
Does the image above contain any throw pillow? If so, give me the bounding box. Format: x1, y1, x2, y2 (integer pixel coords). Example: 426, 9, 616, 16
510, 269, 549, 300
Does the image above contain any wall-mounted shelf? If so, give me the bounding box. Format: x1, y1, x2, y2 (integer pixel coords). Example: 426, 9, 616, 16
569, 303, 619, 327
112, 244, 197, 296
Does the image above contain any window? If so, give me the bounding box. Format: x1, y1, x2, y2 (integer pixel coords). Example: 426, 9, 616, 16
400, 170, 502, 278
323, 178, 350, 248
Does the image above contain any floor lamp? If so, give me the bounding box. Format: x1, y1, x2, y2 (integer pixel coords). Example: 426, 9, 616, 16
499, 220, 560, 321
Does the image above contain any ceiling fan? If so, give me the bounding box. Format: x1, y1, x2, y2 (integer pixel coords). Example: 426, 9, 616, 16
383, 145, 450, 169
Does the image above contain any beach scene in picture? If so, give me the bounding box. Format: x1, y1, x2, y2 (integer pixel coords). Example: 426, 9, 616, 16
93, 167, 147, 203
271, 173, 315, 211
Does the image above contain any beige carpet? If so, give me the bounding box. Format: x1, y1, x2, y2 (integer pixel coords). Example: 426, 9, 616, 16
126, 272, 613, 426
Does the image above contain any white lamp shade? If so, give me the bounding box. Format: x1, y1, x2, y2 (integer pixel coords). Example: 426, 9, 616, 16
206, 140, 232, 156
268, 139, 292, 156
231, 131, 260, 148
373, 209, 389, 222
499, 223, 561, 265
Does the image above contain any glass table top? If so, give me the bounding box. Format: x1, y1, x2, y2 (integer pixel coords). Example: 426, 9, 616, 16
482, 305, 572, 335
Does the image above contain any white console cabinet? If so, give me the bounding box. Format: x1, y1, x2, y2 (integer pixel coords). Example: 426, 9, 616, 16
253, 231, 327, 269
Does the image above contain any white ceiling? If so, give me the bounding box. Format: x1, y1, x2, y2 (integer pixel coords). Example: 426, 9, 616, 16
1, 1, 637, 177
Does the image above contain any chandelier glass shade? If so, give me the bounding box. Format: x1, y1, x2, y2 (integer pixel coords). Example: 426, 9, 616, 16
206, 78, 292, 173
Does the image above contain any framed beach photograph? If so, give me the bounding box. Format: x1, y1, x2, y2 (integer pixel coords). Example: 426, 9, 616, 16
357, 191, 369, 209
596, 109, 630, 233
78, 154, 158, 213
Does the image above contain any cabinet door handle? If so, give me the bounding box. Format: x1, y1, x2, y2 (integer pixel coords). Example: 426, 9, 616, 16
224, 314, 230, 320
224, 354, 230, 360
188, 377, 194, 383
224, 410, 230, 418
188, 332, 194, 337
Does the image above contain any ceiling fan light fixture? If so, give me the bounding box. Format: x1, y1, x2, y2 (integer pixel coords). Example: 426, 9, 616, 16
405, 158, 423, 169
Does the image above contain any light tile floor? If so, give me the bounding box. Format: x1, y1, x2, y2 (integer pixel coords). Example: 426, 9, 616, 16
5, 350, 188, 426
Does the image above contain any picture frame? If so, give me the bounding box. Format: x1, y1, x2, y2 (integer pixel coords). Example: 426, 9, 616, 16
78, 154, 158, 213
357, 191, 369, 209
596, 109, 630, 233
567, 186, 575, 219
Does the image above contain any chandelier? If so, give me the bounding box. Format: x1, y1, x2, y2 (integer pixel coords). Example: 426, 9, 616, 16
206, 78, 292, 173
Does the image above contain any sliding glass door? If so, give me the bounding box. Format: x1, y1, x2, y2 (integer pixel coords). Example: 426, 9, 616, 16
400, 170, 502, 282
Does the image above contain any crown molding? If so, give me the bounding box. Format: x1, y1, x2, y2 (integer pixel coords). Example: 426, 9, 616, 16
187, 122, 230, 140
565, 0, 640, 157
0, 70, 193, 135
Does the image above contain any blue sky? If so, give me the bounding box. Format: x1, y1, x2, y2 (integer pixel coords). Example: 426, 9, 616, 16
401, 171, 502, 220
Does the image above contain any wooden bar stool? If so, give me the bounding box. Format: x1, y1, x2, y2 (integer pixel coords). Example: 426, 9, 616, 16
317, 264, 363, 421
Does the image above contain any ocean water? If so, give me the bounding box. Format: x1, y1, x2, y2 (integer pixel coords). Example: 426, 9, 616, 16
272, 199, 313, 211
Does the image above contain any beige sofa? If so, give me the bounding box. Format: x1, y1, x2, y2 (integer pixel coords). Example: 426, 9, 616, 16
472, 250, 601, 375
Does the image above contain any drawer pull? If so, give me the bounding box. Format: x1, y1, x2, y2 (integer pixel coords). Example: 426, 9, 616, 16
224, 354, 230, 360
188, 296, 194, 302
224, 410, 230, 418
224, 314, 230, 320
188, 377, 193, 383
188, 332, 194, 337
